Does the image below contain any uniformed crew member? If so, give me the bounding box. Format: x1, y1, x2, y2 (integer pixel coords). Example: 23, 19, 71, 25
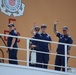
7, 23, 18, 64
31, 24, 52, 69
29, 26, 40, 67
54, 20, 73, 71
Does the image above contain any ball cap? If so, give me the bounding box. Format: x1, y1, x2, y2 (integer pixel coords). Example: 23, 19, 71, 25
63, 26, 68, 30
41, 24, 47, 28
8, 23, 14, 27
34, 26, 40, 31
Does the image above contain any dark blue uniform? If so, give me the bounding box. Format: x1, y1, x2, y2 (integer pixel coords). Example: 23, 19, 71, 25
55, 33, 73, 71
35, 33, 52, 69
7, 30, 18, 64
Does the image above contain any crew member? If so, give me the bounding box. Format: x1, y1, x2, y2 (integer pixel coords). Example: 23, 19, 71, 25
29, 26, 40, 67
31, 24, 52, 69
7, 23, 18, 64
54, 20, 73, 71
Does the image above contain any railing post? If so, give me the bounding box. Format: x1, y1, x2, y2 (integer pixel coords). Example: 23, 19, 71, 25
26, 39, 30, 66
65, 44, 67, 72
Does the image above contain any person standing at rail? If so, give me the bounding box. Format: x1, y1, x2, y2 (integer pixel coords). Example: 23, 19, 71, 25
29, 26, 40, 67
54, 20, 73, 71
7, 23, 18, 64
31, 24, 52, 69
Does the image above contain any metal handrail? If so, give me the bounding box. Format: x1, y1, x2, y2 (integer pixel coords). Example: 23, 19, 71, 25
0, 33, 75, 73
0, 33, 75, 46
0, 35, 7, 63
0, 45, 76, 59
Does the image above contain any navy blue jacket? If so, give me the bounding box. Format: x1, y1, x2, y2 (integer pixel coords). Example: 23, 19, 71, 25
35, 32, 52, 52
7, 30, 18, 48
30, 36, 37, 50
56, 33, 73, 54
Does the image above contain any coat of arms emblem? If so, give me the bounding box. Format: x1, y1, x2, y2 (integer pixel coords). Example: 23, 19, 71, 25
9, 0, 16, 6
0, 0, 25, 17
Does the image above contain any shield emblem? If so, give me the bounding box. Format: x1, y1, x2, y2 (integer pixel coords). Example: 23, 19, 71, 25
9, 0, 16, 6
